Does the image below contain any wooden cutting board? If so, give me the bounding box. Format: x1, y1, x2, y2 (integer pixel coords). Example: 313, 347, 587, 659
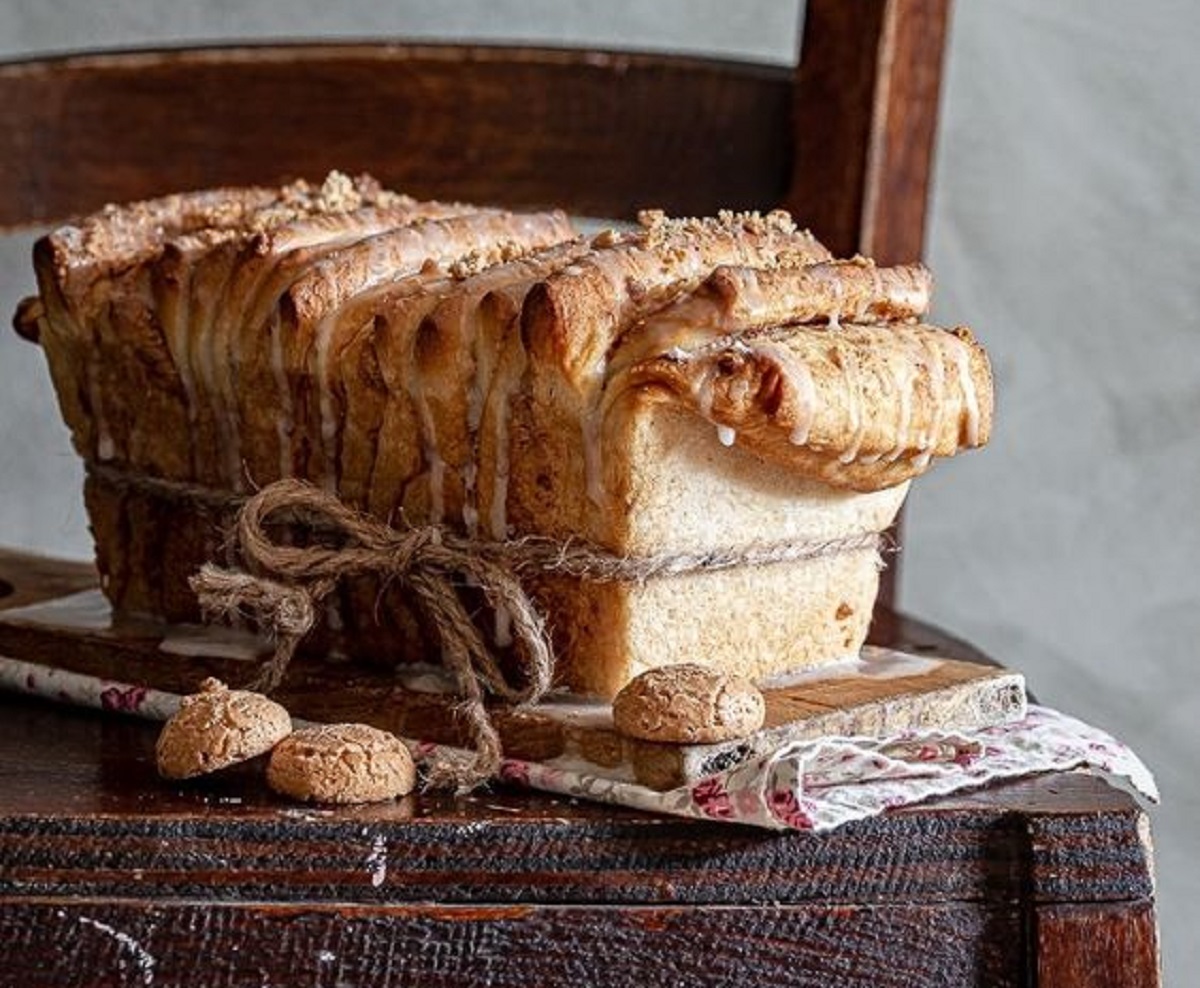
0, 551, 1026, 790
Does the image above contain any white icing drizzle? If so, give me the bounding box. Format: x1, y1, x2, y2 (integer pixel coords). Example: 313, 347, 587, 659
487, 353, 522, 544
577, 253, 642, 506
748, 337, 818, 447
194, 259, 246, 488
314, 236, 431, 492
735, 266, 767, 317
884, 326, 920, 463
160, 624, 272, 663
836, 338, 866, 464
919, 328, 948, 466
484, 347, 523, 649
827, 274, 845, 330
314, 289, 398, 493
461, 463, 480, 534
160, 263, 199, 429
581, 407, 609, 506
314, 307, 343, 492
88, 358, 116, 461
268, 309, 295, 478
400, 307, 447, 524
948, 334, 981, 446
462, 304, 488, 537
757, 647, 942, 689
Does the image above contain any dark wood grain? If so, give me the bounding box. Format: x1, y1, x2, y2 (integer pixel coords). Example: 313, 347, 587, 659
0, 44, 793, 229
789, 0, 952, 262
1036, 900, 1161, 987
3, 899, 1024, 988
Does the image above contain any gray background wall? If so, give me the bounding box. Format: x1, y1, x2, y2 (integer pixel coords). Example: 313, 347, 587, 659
0, 0, 1195, 979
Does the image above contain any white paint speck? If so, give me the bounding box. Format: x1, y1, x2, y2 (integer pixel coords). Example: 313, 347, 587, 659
318, 950, 336, 963
365, 835, 387, 888
78, 916, 156, 986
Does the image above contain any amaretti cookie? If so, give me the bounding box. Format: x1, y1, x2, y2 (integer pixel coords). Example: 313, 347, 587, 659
613, 664, 766, 744
266, 723, 416, 804
155, 678, 292, 779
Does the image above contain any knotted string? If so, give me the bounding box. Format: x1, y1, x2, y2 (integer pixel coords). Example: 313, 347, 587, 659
190, 479, 554, 790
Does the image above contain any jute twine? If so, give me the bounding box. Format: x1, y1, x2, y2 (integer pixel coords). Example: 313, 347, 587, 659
90, 465, 887, 790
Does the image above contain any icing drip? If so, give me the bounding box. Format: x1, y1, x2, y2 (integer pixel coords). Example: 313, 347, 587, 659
161, 265, 199, 429
268, 309, 295, 478
314, 308, 342, 492
948, 335, 981, 445
577, 252, 640, 506
827, 274, 844, 330
194, 261, 246, 490
920, 329, 948, 464
463, 305, 488, 537
461, 463, 480, 534
484, 330, 528, 650
836, 339, 866, 464
487, 357, 522, 544
748, 338, 818, 447
884, 326, 920, 462
313, 235, 435, 493
87, 359, 115, 461
411, 377, 446, 524
582, 408, 608, 506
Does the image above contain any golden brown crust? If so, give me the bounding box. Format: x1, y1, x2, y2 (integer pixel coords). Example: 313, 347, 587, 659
608, 259, 932, 378
612, 663, 765, 743
279, 209, 575, 484
617, 321, 993, 492
521, 210, 831, 394
266, 723, 416, 803
155, 678, 292, 780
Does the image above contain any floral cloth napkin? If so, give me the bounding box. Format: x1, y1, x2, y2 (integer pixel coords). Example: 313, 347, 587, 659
0, 655, 1158, 832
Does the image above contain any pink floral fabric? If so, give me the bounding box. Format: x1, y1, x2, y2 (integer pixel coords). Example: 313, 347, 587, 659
0, 655, 1158, 833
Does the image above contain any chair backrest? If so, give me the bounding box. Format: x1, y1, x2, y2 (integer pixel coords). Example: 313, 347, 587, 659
0, 0, 952, 603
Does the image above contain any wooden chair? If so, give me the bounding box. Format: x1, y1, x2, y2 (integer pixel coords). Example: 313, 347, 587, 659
0, 3, 1159, 984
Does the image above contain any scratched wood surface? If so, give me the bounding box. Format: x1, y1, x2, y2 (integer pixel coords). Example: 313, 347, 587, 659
2, 899, 1026, 988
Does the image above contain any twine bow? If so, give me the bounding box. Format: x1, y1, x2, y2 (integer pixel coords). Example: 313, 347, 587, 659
179, 473, 887, 791
190, 479, 554, 790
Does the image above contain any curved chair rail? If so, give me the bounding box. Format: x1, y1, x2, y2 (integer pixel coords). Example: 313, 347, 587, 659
0, 42, 794, 229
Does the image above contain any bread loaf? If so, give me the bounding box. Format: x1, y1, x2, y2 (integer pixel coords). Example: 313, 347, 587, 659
15, 172, 993, 697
